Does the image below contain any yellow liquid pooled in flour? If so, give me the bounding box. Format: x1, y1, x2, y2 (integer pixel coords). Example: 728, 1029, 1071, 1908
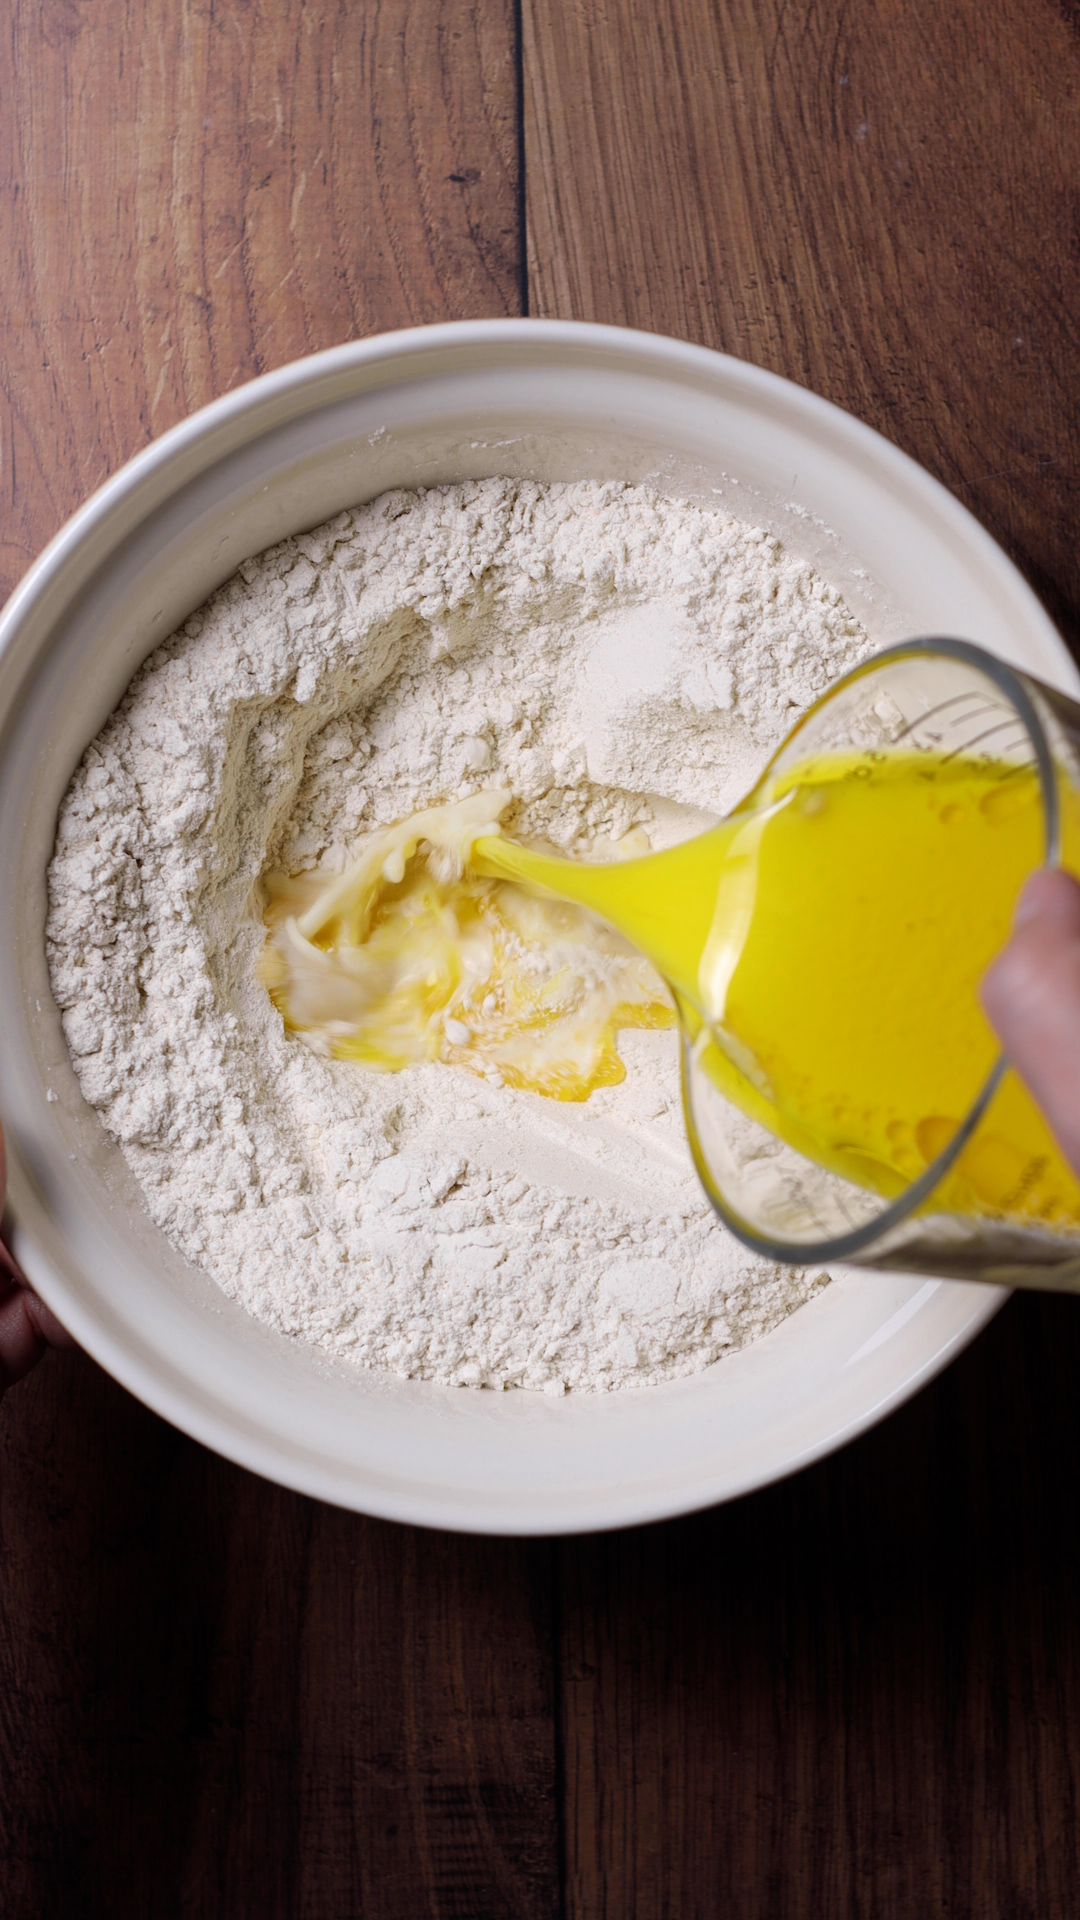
259, 796, 675, 1103
260, 756, 1080, 1230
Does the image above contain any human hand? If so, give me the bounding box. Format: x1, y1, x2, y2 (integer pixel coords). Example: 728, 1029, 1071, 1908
0, 1122, 74, 1397
982, 867, 1080, 1178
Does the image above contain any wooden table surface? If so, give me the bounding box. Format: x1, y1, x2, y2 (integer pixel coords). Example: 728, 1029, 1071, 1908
4, 3, 1080, 1913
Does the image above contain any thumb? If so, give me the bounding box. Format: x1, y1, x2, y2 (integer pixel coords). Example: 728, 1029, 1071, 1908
982, 867, 1080, 1176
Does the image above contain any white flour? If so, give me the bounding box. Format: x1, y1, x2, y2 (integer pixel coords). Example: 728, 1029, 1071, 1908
46, 481, 871, 1392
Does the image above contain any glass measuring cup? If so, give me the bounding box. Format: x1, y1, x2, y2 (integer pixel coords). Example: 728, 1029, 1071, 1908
681, 636, 1080, 1292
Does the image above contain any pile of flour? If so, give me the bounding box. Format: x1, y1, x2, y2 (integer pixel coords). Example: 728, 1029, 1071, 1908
46, 480, 872, 1392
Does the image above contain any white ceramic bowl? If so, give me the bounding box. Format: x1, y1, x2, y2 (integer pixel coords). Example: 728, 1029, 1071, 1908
2, 320, 1075, 1534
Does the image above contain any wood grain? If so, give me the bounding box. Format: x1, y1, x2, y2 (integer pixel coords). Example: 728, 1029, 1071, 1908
557, 1293, 1080, 1918
0, 1356, 557, 1918
0, 0, 523, 605
0, 4, 548, 1918
524, 0, 1080, 648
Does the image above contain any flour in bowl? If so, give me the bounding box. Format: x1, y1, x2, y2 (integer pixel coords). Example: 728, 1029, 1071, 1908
46, 481, 871, 1391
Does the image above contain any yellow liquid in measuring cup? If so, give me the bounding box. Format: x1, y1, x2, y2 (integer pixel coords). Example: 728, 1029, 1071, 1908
681, 754, 1080, 1228
261, 754, 1080, 1231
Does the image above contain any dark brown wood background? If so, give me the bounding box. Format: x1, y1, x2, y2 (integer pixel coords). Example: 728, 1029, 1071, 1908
4, 2, 1080, 1913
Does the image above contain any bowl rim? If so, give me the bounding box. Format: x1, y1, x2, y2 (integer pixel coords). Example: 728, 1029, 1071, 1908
3, 317, 1068, 1532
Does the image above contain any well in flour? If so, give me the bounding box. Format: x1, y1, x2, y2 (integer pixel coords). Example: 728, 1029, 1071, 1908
46, 480, 871, 1392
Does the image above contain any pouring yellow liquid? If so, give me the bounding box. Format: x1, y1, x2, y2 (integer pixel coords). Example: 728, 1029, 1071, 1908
260, 751, 1080, 1233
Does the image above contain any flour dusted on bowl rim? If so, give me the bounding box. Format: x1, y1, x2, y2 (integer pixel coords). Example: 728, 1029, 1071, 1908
45, 480, 871, 1392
